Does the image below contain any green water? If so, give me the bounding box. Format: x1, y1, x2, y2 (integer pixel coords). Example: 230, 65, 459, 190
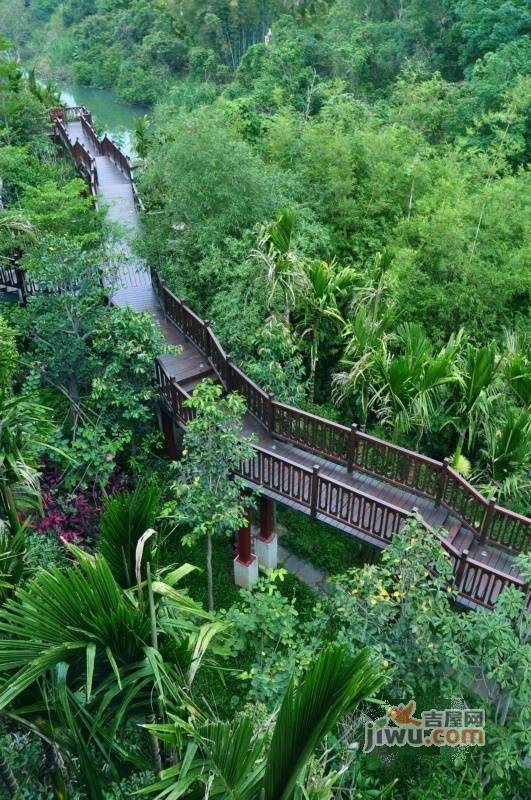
58, 83, 149, 158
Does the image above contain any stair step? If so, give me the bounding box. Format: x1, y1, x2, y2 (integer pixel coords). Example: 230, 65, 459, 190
453, 528, 476, 553
443, 519, 462, 544
179, 366, 215, 387
179, 370, 217, 393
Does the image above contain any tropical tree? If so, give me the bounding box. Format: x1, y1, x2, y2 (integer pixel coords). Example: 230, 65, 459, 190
503, 330, 531, 409
297, 259, 358, 402
365, 323, 462, 443
253, 208, 305, 324
329, 515, 454, 698
333, 305, 395, 429
0, 548, 226, 796
447, 341, 500, 471
0, 314, 17, 392
0, 389, 56, 536
0, 522, 25, 604
98, 481, 161, 588
479, 409, 531, 503
142, 643, 386, 799
0, 209, 36, 241
134, 114, 151, 159
170, 380, 255, 611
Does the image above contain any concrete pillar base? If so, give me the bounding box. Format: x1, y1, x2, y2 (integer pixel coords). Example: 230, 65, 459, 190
234, 555, 259, 589
256, 535, 278, 570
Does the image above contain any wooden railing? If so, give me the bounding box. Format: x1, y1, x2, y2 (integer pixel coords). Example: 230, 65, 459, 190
457, 551, 530, 611
156, 355, 530, 612
46, 101, 530, 612
153, 280, 530, 556
54, 117, 98, 197
0, 265, 22, 293
52, 106, 140, 198
425, 521, 530, 611
100, 134, 133, 181
80, 112, 101, 155
155, 358, 196, 424
48, 104, 531, 566
0, 264, 39, 302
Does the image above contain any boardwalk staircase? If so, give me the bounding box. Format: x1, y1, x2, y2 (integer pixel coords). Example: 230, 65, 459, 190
4, 105, 529, 613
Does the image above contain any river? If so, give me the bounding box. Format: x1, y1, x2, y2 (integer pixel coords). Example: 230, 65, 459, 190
58, 82, 150, 158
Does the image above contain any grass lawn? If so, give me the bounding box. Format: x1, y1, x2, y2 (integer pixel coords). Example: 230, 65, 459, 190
277, 507, 381, 576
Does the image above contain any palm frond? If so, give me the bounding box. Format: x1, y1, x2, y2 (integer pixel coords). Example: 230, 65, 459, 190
263, 644, 385, 800
98, 483, 160, 587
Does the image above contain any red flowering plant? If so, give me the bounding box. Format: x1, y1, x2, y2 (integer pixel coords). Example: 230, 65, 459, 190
33, 465, 129, 548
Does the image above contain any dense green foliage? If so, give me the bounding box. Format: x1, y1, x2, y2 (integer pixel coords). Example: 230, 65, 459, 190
0, 4, 530, 798
129, 0, 531, 507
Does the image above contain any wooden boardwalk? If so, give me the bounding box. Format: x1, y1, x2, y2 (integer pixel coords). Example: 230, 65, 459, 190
47, 109, 530, 612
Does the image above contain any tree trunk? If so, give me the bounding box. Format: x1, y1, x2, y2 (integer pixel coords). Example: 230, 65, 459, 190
68, 373, 80, 431
453, 430, 466, 466
43, 741, 71, 798
0, 748, 19, 798
207, 533, 214, 612
361, 384, 369, 430
308, 324, 320, 404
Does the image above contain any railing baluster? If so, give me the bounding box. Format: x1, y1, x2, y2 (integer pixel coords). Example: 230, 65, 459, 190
310, 465, 320, 517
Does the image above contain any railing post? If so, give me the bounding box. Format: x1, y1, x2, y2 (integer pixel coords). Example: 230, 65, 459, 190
347, 423, 358, 473
226, 356, 233, 393
268, 393, 275, 434
158, 279, 167, 314
170, 378, 181, 420
454, 548, 469, 591
15, 268, 27, 304
480, 497, 496, 546
310, 465, 320, 517
203, 320, 210, 359
179, 299, 187, 340
435, 457, 450, 506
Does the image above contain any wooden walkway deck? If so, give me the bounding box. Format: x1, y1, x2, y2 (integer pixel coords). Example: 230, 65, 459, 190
57, 112, 529, 612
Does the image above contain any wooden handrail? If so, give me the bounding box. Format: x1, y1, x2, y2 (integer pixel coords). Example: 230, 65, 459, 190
156, 277, 530, 553
48, 104, 531, 559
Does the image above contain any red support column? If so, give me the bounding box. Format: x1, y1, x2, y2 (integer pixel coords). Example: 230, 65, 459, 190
234, 506, 258, 589
237, 509, 253, 565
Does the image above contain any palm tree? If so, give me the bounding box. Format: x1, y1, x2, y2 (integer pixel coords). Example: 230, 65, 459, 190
447, 341, 500, 469
0, 391, 56, 536
298, 259, 358, 402
333, 305, 395, 429
0, 315, 17, 392
0, 549, 226, 797
143, 643, 386, 799
253, 208, 305, 324
356, 323, 461, 444
98, 482, 161, 588
503, 330, 531, 409
0, 522, 25, 605
480, 409, 531, 503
